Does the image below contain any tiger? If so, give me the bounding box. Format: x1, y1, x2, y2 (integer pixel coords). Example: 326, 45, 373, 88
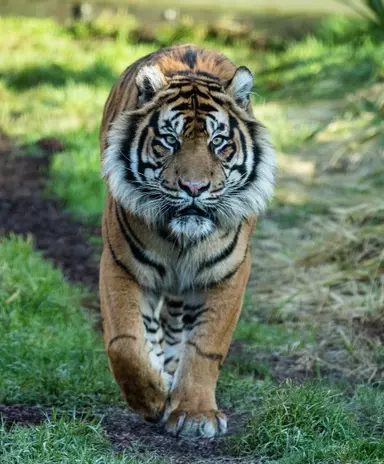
99, 44, 276, 439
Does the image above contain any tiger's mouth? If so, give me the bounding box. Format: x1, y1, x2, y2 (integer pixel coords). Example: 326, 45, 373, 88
169, 205, 216, 239
174, 205, 209, 218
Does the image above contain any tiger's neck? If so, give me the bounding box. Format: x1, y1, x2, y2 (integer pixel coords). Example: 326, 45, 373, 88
109, 196, 251, 295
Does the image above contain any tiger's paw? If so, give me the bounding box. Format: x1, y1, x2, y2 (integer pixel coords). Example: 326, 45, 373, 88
165, 409, 227, 438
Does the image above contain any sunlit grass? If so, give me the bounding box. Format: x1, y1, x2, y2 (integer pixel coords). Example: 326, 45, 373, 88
0, 236, 119, 406
0, 416, 167, 464
226, 381, 384, 462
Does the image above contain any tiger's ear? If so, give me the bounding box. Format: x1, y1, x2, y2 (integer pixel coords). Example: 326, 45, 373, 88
136, 65, 166, 106
225, 66, 254, 109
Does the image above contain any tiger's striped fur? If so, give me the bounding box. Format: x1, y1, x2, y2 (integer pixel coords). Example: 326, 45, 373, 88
99, 44, 276, 438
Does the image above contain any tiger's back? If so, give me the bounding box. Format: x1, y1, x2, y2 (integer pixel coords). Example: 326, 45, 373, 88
99, 44, 275, 438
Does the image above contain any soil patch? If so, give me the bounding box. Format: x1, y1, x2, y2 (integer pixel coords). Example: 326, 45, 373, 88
0, 403, 252, 463
102, 408, 253, 464
0, 132, 100, 290
0, 404, 48, 429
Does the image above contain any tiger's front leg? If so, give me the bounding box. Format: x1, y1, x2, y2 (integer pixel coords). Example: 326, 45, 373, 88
163, 253, 251, 438
100, 248, 170, 421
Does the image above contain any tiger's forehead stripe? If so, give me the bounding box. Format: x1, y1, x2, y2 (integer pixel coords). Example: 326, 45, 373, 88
160, 89, 227, 138
155, 46, 236, 82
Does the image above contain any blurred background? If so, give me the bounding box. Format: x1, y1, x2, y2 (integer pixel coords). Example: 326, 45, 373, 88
0, 1, 383, 463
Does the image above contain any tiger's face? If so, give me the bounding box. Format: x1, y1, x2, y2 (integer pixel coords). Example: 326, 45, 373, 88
103, 66, 275, 239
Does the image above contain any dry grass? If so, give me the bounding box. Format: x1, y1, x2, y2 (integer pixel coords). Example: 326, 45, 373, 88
246, 83, 384, 382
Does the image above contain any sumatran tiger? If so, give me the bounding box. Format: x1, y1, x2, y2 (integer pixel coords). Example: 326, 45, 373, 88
100, 44, 276, 438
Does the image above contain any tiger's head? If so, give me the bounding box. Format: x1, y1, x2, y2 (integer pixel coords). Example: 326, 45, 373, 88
103, 57, 276, 240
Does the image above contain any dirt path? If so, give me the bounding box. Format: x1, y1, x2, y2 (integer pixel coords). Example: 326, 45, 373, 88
0, 132, 100, 291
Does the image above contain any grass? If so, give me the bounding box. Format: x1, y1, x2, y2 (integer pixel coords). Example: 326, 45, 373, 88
0, 236, 119, 406
227, 381, 384, 462
0, 415, 166, 464
0, 11, 383, 464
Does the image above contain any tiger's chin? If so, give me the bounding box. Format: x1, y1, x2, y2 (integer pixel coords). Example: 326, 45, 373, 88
169, 215, 215, 240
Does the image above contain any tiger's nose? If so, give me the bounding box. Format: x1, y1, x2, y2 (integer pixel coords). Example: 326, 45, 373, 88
178, 179, 210, 197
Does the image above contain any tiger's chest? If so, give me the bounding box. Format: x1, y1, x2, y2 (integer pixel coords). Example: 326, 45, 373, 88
128, 224, 248, 387
131, 225, 246, 295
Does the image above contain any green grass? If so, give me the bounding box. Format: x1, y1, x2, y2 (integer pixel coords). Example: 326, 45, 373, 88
48, 129, 106, 222
254, 36, 384, 102
0, 416, 166, 464
0, 236, 119, 406
234, 321, 313, 351
227, 381, 384, 463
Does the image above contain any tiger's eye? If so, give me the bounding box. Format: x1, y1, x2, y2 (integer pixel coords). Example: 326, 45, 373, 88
212, 136, 224, 146
165, 135, 178, 145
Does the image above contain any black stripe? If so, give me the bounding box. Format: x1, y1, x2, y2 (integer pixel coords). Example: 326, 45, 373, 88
137, 111, 161, 179
109, 334, 137, 348
175, 88, 211, 100
187, 341, 223, 362
118, 205, 146, 248
121, 114, 141, 183
164, 355, 175, 365
171, 102, 191, 112
170, 111, 184, 121
198, 223, 242, 272
182, 308, 209, 326
196, 70, 220, 81
184, 320, 206, 331
116, 205, 166, 278
177, 89, 197, 99
166, 74, 219, 87
163, 326, 178, 341
181, 48, 197, 69
167, 299, 183, 308
106, 229, 137, 281
235, 122, 249, 177
207, 249, 249, 289
145, 326, 158, 334
184, 303, 204, 312
201, 92, 227, 107
165, 338, 180, 346
168, 310, 183, 317
163, 324, 183, 334
164, 93, 184, 105
136, 126, 150, 180
246, 121, 263, 186
165, 70, 193, 78
197, 103, 217, 113
165, 87, 222, 108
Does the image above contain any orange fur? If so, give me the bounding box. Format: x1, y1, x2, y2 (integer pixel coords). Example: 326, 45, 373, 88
99, 44, 274, 438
